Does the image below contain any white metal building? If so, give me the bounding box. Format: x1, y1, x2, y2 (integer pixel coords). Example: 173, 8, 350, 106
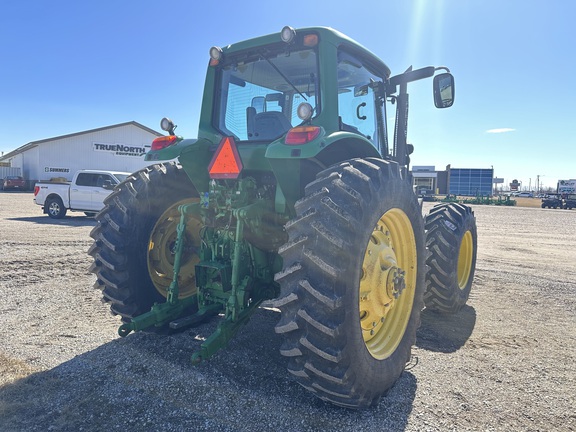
0, 121, 163, 187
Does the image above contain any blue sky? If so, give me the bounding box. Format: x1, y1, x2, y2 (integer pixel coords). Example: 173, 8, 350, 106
1, 0, 574, 189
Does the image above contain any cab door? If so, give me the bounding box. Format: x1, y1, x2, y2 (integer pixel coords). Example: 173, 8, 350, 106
336, 49, 388, 156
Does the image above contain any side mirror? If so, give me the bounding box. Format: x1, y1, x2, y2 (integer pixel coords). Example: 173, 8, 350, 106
433, 73, 455, 108
102, 180, 114, 190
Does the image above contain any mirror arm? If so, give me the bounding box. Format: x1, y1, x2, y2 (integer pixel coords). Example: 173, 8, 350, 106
387, 66, 436, 94
392, 78, 409, 171
434, 66, 451, 73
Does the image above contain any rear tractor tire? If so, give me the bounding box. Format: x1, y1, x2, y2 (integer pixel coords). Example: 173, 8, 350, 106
89, 162, 200, 322
274, 158, 426, 409
424, 203, 478, 314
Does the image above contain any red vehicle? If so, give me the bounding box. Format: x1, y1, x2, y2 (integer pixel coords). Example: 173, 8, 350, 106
1, 175, 26, 191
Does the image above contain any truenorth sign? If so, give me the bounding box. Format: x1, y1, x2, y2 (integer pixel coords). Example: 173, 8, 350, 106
93, 143, 149, 157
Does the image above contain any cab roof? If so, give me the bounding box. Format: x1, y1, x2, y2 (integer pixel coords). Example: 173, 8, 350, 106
218, 26, 391, 79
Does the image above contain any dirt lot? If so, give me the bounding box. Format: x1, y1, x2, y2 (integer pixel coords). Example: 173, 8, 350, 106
0, 191, 575, 431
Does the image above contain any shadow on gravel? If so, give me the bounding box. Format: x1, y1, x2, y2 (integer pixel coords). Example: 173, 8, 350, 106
0, 308, 417, 431
416, 305, 476, 353
7, 215, 97, 227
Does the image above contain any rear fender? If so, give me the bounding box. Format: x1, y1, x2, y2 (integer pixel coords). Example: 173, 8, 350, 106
145, 137, 198, 162
146, 138, 214, 194
265, 129, 381, 161
266, 131, 382, 215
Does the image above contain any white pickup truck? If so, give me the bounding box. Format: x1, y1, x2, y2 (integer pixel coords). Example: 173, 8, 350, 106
33, 170, 130, 218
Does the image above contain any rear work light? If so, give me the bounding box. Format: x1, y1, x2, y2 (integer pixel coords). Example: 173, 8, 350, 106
151, 135, 178, 151
208, 136, 243, 179
285, 126, 321, 145
209, 46, 223, 66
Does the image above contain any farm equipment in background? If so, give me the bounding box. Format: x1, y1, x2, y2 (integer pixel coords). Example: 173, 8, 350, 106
89, 26, 478, 408
417, 188, 437, 202
541, 194, 563, 209
442, 193, 516, 206
563, 194, 576, 210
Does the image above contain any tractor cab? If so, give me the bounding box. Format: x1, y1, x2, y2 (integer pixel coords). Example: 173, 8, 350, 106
206, 27, 391, 155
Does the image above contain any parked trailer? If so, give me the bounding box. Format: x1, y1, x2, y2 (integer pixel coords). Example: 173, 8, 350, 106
0, 167, 22, 178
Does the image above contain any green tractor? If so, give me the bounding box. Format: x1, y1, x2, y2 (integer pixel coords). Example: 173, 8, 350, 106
89, 26, 477, 408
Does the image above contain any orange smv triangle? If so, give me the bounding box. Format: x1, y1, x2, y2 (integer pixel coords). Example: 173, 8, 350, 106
208, 136, 243, 179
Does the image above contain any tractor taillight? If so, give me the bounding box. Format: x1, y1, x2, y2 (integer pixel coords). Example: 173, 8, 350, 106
285, 126, 321, 145
208, 137, 243, 179
151, 135, 178, 151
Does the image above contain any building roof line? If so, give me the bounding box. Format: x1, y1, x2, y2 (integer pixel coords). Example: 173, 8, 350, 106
0, 121, 163, 161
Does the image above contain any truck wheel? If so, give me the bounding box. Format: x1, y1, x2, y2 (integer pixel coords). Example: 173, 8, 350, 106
274, 158, 425, 409
424, 203, 477, 313
89, 162, 200, 322
46, 197, 67, 219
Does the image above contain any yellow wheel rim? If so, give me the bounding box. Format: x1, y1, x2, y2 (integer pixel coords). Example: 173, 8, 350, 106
359, 208, 417, 360
457, 230, 473, 289
147, 198, 200, 299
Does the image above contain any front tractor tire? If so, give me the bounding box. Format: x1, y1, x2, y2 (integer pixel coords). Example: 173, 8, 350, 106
274, 158, 425, 409
424, 203, 478, 314
89, 162, 200, 322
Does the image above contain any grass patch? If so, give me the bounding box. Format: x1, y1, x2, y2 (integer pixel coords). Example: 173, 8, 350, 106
0, 352, 37, 386
514, 197, 543, 208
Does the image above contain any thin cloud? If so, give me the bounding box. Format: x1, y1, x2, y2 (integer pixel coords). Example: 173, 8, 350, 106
486, 128, 516, 134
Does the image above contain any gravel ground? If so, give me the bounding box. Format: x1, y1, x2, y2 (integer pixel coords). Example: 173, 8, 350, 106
0, 191, 575, 431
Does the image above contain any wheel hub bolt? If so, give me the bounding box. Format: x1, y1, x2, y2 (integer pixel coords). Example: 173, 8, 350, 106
386, 268, 406, 299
